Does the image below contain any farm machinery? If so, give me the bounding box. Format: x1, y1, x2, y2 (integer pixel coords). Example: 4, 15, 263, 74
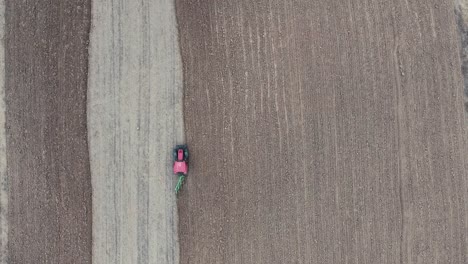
173, 145, 188, 194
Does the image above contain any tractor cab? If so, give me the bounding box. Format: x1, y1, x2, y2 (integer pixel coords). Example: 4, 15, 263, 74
173, 145, 188, 176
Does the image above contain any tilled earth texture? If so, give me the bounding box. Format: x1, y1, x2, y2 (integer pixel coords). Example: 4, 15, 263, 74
176, 1, 468, 263
5, 1, 92, 263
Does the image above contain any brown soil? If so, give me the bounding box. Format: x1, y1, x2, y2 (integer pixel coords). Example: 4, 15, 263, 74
176, 0, 468, 263
5, 1, 92, 263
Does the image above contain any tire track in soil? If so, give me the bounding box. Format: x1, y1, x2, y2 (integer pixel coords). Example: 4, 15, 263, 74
0, 0, 6, 261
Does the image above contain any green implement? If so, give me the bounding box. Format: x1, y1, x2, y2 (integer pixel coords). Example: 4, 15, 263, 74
175, 174, 185, 194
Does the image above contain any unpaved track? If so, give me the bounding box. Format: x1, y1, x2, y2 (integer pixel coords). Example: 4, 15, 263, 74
88, 0, 183, 263
5, 1, 92, 263
0, 1, 6, 262
177, 0, 468, 263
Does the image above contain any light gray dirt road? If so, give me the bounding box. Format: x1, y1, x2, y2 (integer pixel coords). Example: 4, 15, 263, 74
88, 0, 183, 263
176, 0, 468, 263
0, 1, 6, 263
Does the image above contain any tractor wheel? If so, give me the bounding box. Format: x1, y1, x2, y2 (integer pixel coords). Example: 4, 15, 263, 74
173, 149, 178, 161
184, 149, 189, 160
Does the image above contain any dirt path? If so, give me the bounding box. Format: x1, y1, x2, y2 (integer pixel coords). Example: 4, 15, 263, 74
5, 1, 92, 263
0, 1, 6, 263
88, 0, 183, 263
176, 0, 468, 263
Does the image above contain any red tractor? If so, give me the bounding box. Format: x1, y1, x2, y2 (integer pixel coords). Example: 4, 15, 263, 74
173, 145, 188, 194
